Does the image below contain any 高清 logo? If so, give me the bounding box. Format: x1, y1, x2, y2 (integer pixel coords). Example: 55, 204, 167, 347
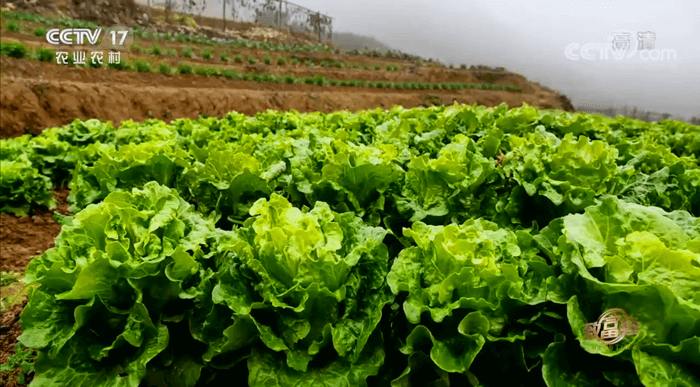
564, 30, 676, 61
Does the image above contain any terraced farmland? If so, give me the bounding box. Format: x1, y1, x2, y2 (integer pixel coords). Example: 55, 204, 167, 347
0, 10, 572, 138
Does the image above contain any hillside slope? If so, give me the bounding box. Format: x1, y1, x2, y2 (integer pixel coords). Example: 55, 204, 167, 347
332, 31, 393, 51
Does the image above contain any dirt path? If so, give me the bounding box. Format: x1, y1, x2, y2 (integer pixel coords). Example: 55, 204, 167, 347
0, 212, 62, 272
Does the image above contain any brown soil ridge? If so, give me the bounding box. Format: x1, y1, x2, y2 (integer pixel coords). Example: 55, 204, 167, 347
0, 62, 567, 137
0, 76, 565, 137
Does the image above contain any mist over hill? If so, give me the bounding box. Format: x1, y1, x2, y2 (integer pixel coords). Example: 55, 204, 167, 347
128, 0, 698, 122
331, 32, 393, 51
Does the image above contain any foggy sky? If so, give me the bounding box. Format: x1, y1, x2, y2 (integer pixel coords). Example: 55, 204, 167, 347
140, 0, 700, 119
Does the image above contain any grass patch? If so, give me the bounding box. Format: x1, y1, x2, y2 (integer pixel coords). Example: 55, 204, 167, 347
157, 62, 171, 74
34, 26, 46, 37
134, 60, 151, 73
0, 343, 36, 386
195, 66, 219, 76
131, 43, 145, 54
87, 56, 102, 68
221, 69, 239, 79
177, 63, 193, 74
0, 41, 28, 58
107, 60, 130, 71
0, 275, 32, 313
0, 271, 21, 287
36, 47, 53, 62
5, 21, 20, 32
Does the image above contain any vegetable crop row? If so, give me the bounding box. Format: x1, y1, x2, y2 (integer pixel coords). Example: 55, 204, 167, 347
140, 44, 403, 71
0, 42, 523, 92
1, 104, 699, 387
2, 18, 405, 71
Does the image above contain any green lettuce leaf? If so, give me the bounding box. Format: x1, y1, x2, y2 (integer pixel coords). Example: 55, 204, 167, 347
198, 194, 393, 373
0, 157, 56, 216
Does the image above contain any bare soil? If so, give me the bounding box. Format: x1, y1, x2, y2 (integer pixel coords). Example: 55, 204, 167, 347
0, 300, 30, 387
0, 58, 566, 137
0, 188, 69, 272
0, 188, 69, 385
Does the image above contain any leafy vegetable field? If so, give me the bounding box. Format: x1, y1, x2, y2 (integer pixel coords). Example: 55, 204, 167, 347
1, 103, 699, 386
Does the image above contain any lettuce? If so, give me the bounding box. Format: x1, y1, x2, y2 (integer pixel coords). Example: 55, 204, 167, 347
21, 182, 216, 386
68, 141, 191, 212
41, 119, 114, 146
0, 157, 56, 216
2, 105, 698, 386
614, 140, 700, 215
299, 140, 404, 220
192, 194, 392, 386
500, 130, 620, 225
396, 135, 496, 223
537, 197, 700, 384
177, 149, 272, 224
386, 219, 572, 383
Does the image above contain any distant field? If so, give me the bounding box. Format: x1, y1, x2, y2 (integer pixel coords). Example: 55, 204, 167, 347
0, 12, 570, 137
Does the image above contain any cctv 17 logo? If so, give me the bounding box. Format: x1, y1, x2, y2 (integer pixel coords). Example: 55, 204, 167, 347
46, 27, 133, 48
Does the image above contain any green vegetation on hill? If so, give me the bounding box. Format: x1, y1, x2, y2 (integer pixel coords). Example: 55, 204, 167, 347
0, 42, 523, 93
